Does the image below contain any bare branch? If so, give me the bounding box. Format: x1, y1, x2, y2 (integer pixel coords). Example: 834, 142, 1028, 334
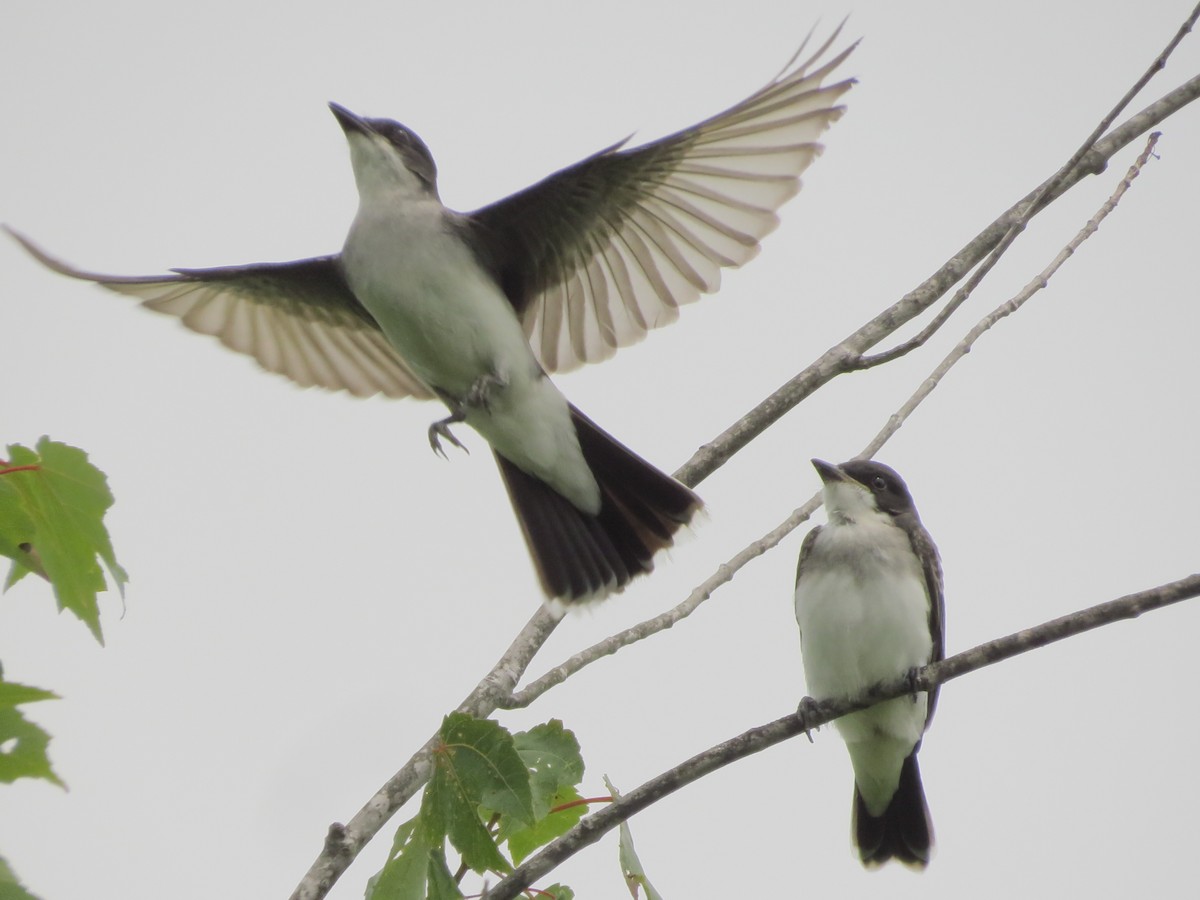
487, 574, 1200, 900
675, 70, 1200, 490
857, 2, 1199, 369
502, 130, 1160, 708
858, 131, 1161, 458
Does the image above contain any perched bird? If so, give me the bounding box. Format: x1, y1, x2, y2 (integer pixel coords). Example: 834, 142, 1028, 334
793, 459, 945, 867
7, 30, 855, 604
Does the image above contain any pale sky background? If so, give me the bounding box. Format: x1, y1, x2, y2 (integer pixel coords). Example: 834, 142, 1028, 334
3, 2, 1199, 898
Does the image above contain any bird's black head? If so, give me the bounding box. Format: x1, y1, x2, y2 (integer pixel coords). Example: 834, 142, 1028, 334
812, 458, 918, 519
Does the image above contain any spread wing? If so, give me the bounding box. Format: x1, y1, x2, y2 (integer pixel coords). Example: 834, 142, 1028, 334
465, 27, 856, 374
7, 227, 432, 400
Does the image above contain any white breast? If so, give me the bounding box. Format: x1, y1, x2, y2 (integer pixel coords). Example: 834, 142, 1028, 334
341, 197, 599, 512
342, 200, 529, 393
794, 516, 932, 745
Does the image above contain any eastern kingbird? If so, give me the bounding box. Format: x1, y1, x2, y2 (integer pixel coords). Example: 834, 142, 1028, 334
8, 31, 855, 604
793, 459, 944, 868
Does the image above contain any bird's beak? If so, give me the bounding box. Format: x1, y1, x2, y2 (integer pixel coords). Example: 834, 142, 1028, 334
329, 102, 371, 136
811, 458, 847, 485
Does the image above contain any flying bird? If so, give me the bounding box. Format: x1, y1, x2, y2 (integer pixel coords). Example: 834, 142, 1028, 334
794, 459, 945, 867
8, 30, 855, 604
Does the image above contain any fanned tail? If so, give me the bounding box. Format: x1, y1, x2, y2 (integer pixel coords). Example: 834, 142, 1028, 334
495, 404, 701, 603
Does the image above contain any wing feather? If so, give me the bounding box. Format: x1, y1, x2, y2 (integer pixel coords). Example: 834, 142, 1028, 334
468, 26, 856, 373
6, 227, 431, 400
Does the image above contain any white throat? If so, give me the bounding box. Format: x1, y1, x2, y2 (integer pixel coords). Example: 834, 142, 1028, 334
346, 132, 428, 201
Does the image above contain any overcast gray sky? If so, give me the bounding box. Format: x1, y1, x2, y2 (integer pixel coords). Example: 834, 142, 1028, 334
3, 2, 1199, 898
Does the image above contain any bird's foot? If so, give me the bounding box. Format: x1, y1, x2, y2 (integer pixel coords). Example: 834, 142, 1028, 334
905, 666, 922, 702
795, 696, 822, 744
426, 374, 507, 459
428, 412, 469, 460
462, 372, 506, 412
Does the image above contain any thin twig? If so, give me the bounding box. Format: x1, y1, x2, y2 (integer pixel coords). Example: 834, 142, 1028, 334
674, 70, 1200, 491
487, 573, 1200, 900
502, 130, 1160, 709
503, 497, 821, 708
856, 3, 1199, 369
858, 131, 1161, 458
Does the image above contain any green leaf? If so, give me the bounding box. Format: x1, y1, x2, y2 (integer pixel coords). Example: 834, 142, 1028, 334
0, 478, 39, 589
1, 439, 129, 643
0, 853, 44, 900
378, 716, 581, 893
499, 721, 587, 861
440, 713, 533, 826
513, 719, 584, 818
0, 681, 59, 710
0, 706, 63, 787
424, 846, 463, 900
417, 757, 448, 846
605, 777, 662, 900
424, 713, 532, 872
370, 817, 463, 900
368, 817, 432, 900
541, 885, 575, 900
426, 744, 510, 875
505, 785, 588, 865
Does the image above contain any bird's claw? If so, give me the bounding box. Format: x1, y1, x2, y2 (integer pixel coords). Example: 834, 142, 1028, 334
905, 666, 922, 702
428, 418, 469, 459
426, 374, 505, 459
795, 696, 822, 744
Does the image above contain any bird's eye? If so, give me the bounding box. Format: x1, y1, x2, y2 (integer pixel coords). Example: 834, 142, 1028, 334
872, 476, 888, 491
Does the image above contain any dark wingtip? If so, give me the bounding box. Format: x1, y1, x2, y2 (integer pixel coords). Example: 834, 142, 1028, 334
4, 226, 90, 280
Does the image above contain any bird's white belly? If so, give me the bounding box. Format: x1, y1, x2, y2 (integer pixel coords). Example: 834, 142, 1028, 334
344, 210, 529, 396
794, 520, 932, 745
342, 205, 600, 512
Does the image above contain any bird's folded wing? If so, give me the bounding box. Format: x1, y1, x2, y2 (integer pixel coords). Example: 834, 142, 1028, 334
465, 26, 856, 374
905, 521, 946, 726
6, 227, 432, 400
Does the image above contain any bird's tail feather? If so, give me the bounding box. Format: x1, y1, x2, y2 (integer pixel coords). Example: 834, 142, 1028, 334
495, 404, 702, 603
853, 750, 933, 869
